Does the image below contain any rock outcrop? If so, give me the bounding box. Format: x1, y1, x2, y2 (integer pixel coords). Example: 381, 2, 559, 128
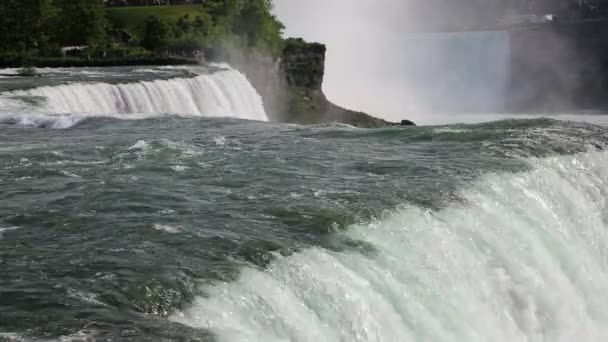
212, 38, 397, 127
279, 38, 393, 127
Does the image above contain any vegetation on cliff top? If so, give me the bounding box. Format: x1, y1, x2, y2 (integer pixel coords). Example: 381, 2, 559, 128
0, 0, 285, 66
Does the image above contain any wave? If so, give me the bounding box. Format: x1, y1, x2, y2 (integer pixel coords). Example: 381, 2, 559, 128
0, 226, 19, 239
0, 67, 267, 128
171, 150, 608, 341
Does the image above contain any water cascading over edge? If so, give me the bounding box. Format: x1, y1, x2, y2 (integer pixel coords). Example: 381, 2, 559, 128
171, 151, 608, 342
0, 68, 268, 127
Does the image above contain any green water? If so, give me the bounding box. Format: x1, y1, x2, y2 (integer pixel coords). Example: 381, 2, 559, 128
1, 117, 608, 341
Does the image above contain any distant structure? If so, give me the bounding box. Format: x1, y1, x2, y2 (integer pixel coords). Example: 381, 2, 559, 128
507, 0, 608, 21
490, 0, 608, 29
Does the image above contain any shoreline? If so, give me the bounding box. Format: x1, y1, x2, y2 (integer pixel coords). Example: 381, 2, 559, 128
0, 57, 199, 69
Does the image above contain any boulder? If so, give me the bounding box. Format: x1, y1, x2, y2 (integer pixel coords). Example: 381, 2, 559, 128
400, 119, 416, 126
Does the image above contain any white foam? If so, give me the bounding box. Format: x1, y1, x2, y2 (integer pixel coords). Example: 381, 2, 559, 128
0, 332, 25, 341
59, 171, 81, 178
0, 67, 267, 128
172, 151, 608, 342
66, 288, 105, 307
170, 165, 189, 173
433, 127, 472, 134
128, 140, 149, 151
153, 224, 181, 234
214, 136, 226, 146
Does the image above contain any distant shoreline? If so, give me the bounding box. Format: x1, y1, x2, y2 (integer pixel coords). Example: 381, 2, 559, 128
0, 57, 199, 69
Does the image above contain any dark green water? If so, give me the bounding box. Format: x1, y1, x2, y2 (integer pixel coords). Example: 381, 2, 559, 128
1, 117, 608, 341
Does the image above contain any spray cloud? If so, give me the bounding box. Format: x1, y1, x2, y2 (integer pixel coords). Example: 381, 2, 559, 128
274, 1, 601, 122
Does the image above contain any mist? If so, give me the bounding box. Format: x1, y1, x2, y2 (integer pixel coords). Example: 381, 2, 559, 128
272, 0, 515, 122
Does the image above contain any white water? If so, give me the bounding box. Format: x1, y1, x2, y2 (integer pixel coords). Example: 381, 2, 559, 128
172, 151, 608, 341
0, 68, 267, 127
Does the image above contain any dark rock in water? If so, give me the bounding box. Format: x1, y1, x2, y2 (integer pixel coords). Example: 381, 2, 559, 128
400, 119, 416, 126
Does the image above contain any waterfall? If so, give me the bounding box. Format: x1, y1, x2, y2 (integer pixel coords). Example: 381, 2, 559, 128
0, 68, 267, 127
171, 151, 608, 342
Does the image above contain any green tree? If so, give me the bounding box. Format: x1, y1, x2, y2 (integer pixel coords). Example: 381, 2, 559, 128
142, 16, 172, 52
236, 0, 284, 53
0, 0, 54, 52
51, 0, 107, 46
192, 11, 216, 38
199, 0, 284, 55
175, 15, 192, 38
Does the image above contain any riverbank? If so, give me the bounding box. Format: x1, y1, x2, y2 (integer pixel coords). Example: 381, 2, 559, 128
0, 56, 199, 69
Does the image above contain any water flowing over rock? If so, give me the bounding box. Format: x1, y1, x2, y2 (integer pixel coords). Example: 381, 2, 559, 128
0, 67, 268, 127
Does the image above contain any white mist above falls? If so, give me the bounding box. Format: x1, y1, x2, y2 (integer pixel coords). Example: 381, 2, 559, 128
275, 0, 512, 122
0, 67, 267, 127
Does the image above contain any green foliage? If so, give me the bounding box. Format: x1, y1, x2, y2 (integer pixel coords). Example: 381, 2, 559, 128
0, 0, 287, 66
38, 42, 63, 58
107, 45, 150, 59
202, 0, 285, 55
142, 16, 173, 52
105, 5, 204, 38
169, 35, 206, 55
0, 51, 36, 68
106, 1, 284, 56
0, 0, 107, 59
287, 87, 312, 117
0, 0, 54, 52
51, 0, 107, 46
283, 38, 326, 55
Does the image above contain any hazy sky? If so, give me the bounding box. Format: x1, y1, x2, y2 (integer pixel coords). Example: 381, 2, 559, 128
273, 1, 512, 122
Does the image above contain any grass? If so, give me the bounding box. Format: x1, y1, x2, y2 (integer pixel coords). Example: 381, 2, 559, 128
106, 5, 203, 38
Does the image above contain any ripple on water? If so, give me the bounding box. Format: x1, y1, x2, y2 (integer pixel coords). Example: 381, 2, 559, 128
0, 226, 19, 239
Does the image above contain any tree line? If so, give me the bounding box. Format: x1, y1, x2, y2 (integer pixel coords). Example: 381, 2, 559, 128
140, 0, 284, 56
0, 0, 285, 65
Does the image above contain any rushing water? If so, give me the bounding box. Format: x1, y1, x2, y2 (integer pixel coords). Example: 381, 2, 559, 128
1, 67, 608, 342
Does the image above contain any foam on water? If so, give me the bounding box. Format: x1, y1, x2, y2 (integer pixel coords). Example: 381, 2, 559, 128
0, 67, 267, 127
0, 226, 20, 239
153, 224, 182, 234
171, 151, 608, 342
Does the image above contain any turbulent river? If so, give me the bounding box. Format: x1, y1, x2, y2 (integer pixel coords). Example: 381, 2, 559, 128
1, 66, 608, 342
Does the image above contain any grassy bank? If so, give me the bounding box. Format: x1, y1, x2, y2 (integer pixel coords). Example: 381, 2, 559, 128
106, 5, 203, 39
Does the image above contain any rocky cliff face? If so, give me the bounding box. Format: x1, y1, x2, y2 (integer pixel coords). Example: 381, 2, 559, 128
212, 39, 394, 127
278, 38, 393, 127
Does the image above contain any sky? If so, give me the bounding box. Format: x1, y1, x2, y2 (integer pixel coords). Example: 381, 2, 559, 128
272, 0, 512, 122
